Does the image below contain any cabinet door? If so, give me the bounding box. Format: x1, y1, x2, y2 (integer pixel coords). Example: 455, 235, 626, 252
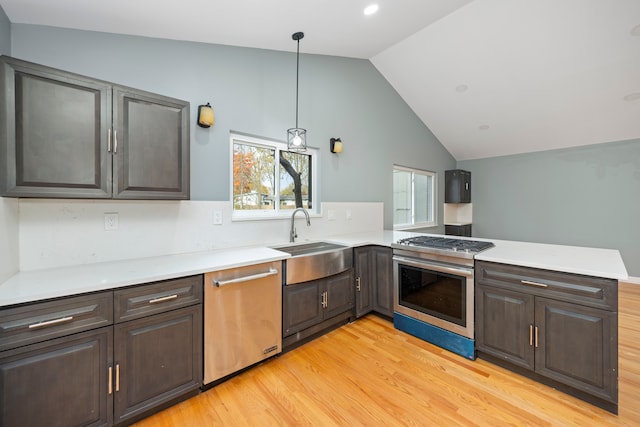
354, 247, 373, 317
113, 86, 189, 200
1, 56, 112, 198
0, 327, 113, 427
324, 269, 354, 320
113, 304, 202, 425
476, 285, 535, 371
535, 297, 617, 403
372, 246, 394, 317
444, 169, 470, 203
283, 281, 323, 337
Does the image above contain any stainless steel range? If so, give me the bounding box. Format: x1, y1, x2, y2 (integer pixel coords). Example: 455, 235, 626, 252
391, 235, 494, 359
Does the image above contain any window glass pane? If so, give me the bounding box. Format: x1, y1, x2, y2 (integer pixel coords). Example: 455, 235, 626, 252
393, 166, 436, 229
414, 173, 432, 223
393, 170, 412, 225
232, 142, 275, 210
279, 151, 312, 210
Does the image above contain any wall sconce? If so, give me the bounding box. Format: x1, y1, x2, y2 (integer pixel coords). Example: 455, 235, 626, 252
197, 102, 214, 128
330, 137, 343, 153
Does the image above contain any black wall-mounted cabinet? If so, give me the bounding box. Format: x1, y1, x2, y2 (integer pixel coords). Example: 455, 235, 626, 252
444, 224, 472, 237
0, 55, 190, 200
445, 169, 471, 203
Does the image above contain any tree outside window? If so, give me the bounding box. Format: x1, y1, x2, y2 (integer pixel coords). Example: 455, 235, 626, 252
231, 134, 316, 217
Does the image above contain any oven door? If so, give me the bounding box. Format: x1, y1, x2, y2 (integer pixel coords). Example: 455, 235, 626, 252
393, 255, 474, 339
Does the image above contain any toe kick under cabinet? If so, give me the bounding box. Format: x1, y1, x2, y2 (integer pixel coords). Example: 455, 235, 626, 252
0, 275, 202, 427
475, 261, 618, 413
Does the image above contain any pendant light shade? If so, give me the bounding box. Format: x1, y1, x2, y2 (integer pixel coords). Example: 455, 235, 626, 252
287, 31, 307, 152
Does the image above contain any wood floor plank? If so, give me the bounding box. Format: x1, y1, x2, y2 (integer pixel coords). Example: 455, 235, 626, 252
134, 283, 640, 427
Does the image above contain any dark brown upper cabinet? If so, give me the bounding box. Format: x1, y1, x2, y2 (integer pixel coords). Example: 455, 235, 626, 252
444, 169, 471, 203
0, 56, 189, 199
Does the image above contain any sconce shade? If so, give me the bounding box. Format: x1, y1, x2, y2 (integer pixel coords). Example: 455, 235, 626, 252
330, 137, 343, 153
197, 103, 214, 128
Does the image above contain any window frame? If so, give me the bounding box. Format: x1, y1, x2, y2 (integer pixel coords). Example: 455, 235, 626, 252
230, 132, 319, 220
393, 165, 437, 230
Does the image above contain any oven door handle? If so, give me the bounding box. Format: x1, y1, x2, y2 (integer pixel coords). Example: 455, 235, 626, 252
393, 256, 474, 278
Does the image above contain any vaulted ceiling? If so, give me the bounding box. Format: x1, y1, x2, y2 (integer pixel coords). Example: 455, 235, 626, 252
2, 0, 639, 160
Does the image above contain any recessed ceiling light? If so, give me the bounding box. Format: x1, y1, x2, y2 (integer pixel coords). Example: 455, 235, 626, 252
456, 84, 468, 93
478, 125, 490, 131
364, 4, 379, 16
623, 92, 640, 102
631, 24, 640, 36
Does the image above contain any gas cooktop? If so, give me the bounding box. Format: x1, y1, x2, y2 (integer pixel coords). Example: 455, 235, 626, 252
392, 236, 495, 258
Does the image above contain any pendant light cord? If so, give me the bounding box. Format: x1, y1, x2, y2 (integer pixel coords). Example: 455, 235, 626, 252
295, 36, 300, 128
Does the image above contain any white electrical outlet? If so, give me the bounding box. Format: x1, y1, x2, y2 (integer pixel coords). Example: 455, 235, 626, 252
104, 213, 119, 230
346, 209, 352, 220
213, 210, 223, 225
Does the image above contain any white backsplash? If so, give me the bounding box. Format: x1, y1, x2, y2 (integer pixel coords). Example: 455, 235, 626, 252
0, 198, 19, 282
18, 200, 383, 271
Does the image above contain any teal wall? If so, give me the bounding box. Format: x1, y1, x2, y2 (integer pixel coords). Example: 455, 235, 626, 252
10, 24, 455, 230
459, 139, 640, 276
0, 5, 10, 55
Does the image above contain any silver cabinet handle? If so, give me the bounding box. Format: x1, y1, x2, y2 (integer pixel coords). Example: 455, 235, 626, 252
356, 277, 361, 291
107, 128, 112, 153
325, 291, 329, 308
321, 291, 327, 308
521, 280, 548, 288
535, 326, 539, 348
529, 325, 533, 346
214, 268, 278, 287
28, 316, 74, 329
113, 130, 118, 154
149, 294, 178, 304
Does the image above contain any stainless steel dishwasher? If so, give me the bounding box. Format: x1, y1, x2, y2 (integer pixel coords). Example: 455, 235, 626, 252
203, 261, 282, 385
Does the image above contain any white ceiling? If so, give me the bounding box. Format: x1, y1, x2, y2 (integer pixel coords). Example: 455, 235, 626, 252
2, 0, 639, 160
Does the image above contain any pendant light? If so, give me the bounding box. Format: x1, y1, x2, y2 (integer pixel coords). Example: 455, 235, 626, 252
287, 31, 307, 152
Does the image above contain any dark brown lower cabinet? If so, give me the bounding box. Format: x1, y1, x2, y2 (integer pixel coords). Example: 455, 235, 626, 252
0, 275, 203, 427
354, 246, 393, 318
475, 261, 618, 413
0, 327, 113, 427
283, 269, 354, 349
114, 305, 202, 425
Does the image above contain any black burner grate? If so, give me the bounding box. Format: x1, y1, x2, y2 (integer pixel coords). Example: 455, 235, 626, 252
396, 236, 494, 253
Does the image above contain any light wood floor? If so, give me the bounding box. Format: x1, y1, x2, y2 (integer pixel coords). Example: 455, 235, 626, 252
135, 282, 640, 426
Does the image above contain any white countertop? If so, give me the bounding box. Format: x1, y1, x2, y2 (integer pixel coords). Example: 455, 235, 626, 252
0, 230, 628, 307
0, 246, 290, 307
474, 239, 628, 280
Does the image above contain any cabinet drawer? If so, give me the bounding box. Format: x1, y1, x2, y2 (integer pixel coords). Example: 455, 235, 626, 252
476, 261, 617, 311
0, 292, 113, 352
114, 275, 203, 323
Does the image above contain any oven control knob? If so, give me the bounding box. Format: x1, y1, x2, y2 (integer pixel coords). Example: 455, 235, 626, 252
465, 248, 470, 253
452, 247, 458, 252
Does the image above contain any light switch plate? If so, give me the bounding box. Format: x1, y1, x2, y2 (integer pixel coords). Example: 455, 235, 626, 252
213, 210, 223, 225
104, 213, 119, 231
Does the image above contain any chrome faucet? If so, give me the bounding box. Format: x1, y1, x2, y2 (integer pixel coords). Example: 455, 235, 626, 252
290, 208, 310, 242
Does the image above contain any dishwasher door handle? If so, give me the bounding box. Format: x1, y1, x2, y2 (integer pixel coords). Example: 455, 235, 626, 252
213, 268, 279, 287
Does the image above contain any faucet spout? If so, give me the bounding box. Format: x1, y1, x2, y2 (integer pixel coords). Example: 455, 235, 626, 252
290, 208, 311, 242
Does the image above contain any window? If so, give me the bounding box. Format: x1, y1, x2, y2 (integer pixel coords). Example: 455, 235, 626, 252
393, 165, 436, 229
231, 133, 317, 218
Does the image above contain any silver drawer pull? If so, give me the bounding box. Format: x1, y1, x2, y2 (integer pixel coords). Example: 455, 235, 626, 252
214, 268, 278, 287
28, 316, 74, 329
149, 294, 179, 304
521, 280, 548, 288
